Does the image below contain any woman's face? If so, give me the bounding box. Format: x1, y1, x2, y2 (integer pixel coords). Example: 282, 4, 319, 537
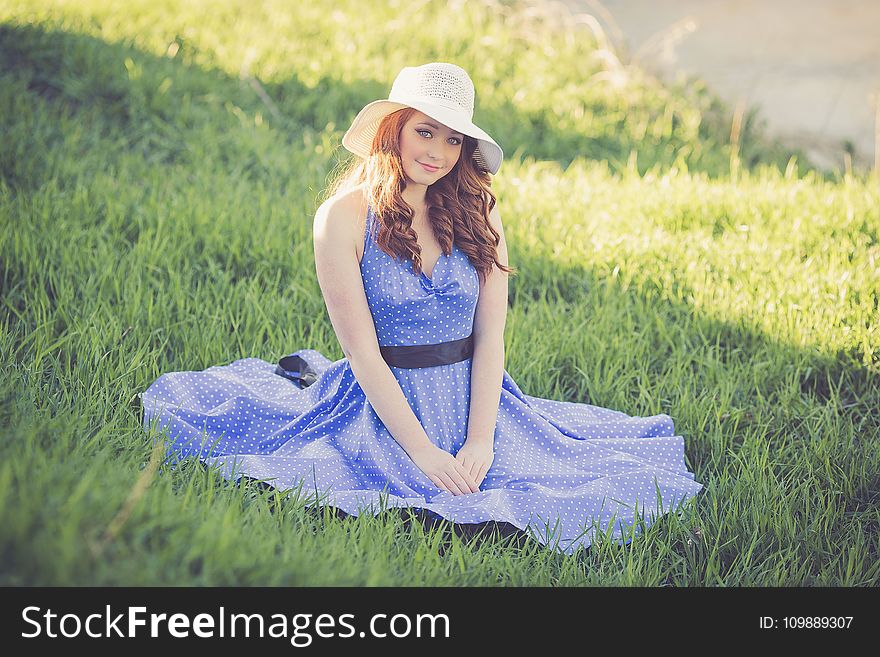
398, 110, 464, 185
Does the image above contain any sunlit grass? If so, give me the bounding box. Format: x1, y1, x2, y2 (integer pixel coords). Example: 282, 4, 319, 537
1, 0, 878, 585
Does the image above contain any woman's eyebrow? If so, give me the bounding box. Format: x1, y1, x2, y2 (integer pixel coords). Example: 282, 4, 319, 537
417, 121, 463, 137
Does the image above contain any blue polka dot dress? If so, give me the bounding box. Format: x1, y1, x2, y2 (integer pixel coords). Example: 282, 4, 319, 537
140, 205, 704, 555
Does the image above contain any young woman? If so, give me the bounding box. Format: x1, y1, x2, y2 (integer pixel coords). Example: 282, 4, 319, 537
141, 63, 704, 555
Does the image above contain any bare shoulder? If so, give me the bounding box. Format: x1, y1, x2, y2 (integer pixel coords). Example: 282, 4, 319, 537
314, 185, 369, 262
487, 201, 503, 232
486, 201, 508, 268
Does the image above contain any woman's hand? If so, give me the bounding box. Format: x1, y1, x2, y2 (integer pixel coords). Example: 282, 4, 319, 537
455, 437, 494, 489
408, 444, 480, 496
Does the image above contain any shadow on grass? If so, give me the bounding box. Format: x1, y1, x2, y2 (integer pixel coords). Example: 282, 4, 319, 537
232, 474, 544, 558
0, 19, 816, 190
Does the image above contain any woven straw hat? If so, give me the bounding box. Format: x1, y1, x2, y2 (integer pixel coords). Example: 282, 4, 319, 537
342, 62, 503, 175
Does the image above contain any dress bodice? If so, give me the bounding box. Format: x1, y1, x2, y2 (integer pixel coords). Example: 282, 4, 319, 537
360, 205, 480, 347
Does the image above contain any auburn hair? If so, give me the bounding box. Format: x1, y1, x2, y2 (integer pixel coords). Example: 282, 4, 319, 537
323, 107, 516, 287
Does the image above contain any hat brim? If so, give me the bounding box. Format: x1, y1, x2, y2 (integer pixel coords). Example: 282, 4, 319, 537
342, 99, 503, 175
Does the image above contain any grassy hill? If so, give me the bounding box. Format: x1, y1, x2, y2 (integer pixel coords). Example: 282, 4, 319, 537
1, 0, 877, 586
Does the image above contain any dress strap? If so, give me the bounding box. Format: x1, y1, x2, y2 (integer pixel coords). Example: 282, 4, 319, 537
363, 204, 376, 256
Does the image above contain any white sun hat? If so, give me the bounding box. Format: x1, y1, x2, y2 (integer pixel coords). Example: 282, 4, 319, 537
342, 62, 503, 175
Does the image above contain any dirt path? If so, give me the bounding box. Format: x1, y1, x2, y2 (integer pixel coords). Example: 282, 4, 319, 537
557, 0, 880, 172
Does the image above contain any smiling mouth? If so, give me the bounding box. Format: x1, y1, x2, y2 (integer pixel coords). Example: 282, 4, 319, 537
418, 161, 440, 171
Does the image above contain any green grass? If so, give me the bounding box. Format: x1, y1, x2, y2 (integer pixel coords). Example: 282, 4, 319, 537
1, 0, 878, 586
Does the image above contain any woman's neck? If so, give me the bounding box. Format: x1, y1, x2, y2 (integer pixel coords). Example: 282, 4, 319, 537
401, 183, 428, 212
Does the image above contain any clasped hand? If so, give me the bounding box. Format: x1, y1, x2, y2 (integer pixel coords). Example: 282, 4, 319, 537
408, 438, 494, 496
454, 437, 494, 490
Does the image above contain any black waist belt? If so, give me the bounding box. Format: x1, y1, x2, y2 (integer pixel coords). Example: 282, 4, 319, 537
275, 333, 474, 389
380, 333, 474, 369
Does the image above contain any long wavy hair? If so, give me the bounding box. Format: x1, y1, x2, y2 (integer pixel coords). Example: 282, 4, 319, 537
322, 107, 517, 287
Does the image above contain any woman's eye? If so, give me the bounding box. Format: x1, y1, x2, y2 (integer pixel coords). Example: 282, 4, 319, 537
417, 129, 461, 145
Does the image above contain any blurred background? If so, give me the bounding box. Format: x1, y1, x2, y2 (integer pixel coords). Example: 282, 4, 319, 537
561, 0, 880, 174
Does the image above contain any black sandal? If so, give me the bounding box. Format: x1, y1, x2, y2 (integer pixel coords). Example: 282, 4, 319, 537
274, 353, 318, 389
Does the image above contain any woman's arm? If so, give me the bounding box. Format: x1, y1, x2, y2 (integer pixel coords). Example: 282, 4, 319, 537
313, 196, 434, 457
465, 204, 509, 444
313, 195, 479, 495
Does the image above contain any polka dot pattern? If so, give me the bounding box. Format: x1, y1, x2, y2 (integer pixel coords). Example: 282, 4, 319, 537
139, 205, 704, 555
